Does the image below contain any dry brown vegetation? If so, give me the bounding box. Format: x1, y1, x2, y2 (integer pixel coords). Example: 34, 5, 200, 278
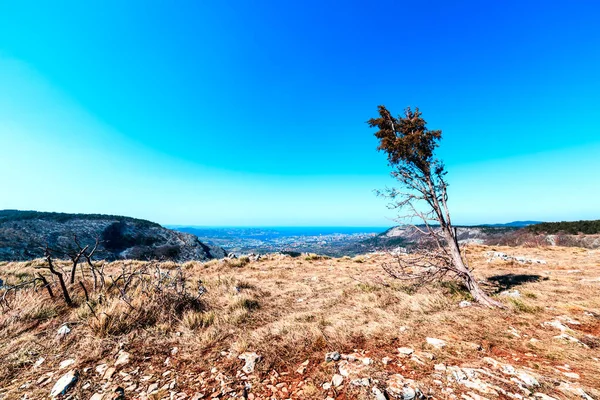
0, 245, 599, 399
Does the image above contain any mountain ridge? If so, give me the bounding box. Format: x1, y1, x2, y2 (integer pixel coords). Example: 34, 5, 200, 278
0, 210, 225, 262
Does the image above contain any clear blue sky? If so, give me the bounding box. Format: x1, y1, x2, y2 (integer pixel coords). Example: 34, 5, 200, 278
0, 1, 599, 226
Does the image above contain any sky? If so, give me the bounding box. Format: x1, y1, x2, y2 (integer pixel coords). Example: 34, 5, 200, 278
0, 1, 599, 226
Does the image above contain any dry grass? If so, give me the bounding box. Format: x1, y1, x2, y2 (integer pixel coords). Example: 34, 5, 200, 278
0, 246, 599, 399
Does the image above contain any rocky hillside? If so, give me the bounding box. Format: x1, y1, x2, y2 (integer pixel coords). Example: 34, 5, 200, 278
0, 210, 225, 262
366, 224, 600, 250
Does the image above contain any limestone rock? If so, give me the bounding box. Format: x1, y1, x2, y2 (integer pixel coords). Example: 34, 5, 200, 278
325, 351, 341, 362
332, 374, 344, 387
238, 352, 260, 374
50, 370, 78, 398
426, 337, 447, 349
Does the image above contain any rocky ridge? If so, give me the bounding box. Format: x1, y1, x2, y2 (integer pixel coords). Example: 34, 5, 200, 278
0, 210, 225, 262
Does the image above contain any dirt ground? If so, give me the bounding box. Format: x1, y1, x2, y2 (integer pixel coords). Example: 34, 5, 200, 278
0, 245, 598, 399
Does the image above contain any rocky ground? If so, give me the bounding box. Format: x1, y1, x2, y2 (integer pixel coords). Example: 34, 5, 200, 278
0, 246, 599, 399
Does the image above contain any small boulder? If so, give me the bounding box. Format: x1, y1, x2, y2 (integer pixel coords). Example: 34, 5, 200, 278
56, 325, 71, 340
325, 351, 341, 362
59, 359, 75, 369
372, 387, 387, 400
426, 337, 447, 349
50, 370, 78, 398
238, 352, 260, 374
398, 347, 414, 356
332, 374, 344, 387
115, 350, 131, 367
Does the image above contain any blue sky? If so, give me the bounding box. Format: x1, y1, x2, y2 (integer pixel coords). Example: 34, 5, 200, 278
0, 1, 599, 226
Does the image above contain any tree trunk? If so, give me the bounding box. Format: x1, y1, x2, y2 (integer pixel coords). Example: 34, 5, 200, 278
444, 229, 504, 308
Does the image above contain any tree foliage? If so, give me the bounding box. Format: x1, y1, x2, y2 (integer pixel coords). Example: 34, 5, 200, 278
528, 220, 600, 235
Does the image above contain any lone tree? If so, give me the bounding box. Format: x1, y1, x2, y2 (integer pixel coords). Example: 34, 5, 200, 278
368, 105, 503, 308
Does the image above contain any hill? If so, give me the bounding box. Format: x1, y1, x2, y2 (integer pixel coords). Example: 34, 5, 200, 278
527, 219, 600, 235
0, 246, 598, 399
0, 210, 225, 262
363, 222, 600, 251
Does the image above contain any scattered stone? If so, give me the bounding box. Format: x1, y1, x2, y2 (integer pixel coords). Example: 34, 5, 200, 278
104, 367, 116, 380
543, 320, 570, 331
459, 300, 472, 308
238, 352, 260, 374
534, 393, 558, 400
398, 347, 414, 356
56, 324, 71, 340
338, 360, 366, 377
325, 351, 341, 362
350, 377, 370, 387
115, 350, 131, 367
386, 374, 422, 399
332, 374, 344, 387
434, 363, 446, 372
33, 357, 45, 368
296, 359, 309, 374
96, 364, 108, 376
426, 337, 447, 349
147, 382, 159, 394
562, 371, 580, 379
322, 382, 331, 390
50, 370, 78, 398
372, 387, 387, 400
500, 290, 521, 298
382, 357, 392, 365
554, 333, 588, 347
59, 359, 75, 369
508, 326, 521, 338
557, 315, 581, 325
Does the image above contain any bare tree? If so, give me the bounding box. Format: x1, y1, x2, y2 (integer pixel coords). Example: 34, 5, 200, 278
368, 105, 503, 308
36, 246, 73, 306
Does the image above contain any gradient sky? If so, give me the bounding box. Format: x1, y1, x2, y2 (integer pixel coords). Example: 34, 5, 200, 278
0, 1, 599, 226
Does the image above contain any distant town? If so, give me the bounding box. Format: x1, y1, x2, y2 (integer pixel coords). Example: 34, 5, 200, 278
170, 226, 385, 256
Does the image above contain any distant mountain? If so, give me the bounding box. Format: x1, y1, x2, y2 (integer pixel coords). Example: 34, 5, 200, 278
0, 210, 226, 262
481, 221, 543, 228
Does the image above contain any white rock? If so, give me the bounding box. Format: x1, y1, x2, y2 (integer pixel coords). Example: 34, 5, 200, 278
238, 352, 260, 374
325, 351, 341, 362
59, 359, 75, 369
459, 300, 472, 308
332, 374, 344, 387
115, 350, 131, 367
372, 387, 387, 400
322, 382, 332, 390
562, 371, 580, 379
543, 320, 569, 331
398, 347, 414, 356
554, 333, 588, 347
95, 363, 108, 376
534, 393, 558, 400
50, 370, 78, 398
516, 371, 539, 387
426, 337, 447, 349
350, 377, 370, 387
500, 290, 521, 298
434, 363, 446, 371
382, 357, 392, 365
33, 357, 45, 368
56, 325, 71, 339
